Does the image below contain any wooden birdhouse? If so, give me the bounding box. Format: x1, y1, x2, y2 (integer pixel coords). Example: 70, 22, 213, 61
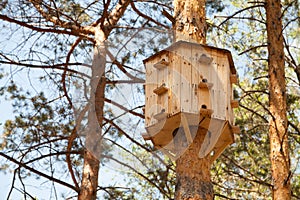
143, 41, 239, 161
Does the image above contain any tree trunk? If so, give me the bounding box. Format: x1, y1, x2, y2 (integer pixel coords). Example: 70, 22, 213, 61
78, 29, 107, 200
266, 0, 291, 199
174, 127, 213, 200
173, 1, 213, 199
174, 0, 206, 44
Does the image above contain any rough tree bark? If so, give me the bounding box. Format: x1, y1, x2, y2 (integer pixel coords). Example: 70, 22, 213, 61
174, 0, 206, 44
78, 29, 106, 200
173, 1, 213, 200
174, 127, 213, 200
78, 1, 131, 199
266, 0, 291, 199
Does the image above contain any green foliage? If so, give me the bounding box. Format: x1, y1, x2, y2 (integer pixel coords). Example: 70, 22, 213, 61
206, 0, 225, 14
0, 0, 300, 199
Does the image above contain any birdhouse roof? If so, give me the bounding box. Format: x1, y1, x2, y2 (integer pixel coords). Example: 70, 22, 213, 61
143, 40, 237, 74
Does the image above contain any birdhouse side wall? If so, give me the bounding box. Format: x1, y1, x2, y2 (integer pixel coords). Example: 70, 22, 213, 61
145, 45, 236, 128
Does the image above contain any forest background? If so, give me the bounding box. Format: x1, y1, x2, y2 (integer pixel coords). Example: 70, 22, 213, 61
0, 0, 299, 199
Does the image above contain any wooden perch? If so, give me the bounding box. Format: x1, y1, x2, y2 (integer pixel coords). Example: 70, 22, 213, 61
154, 59, 169, 69
153, 84, 168, 95
198, 82, 213, 89
199, 54, 213, 65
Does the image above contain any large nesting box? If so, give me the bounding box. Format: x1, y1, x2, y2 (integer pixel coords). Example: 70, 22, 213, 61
143, 41, 239, 161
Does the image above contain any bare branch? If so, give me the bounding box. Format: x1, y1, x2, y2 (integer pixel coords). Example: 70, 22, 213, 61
62, 38, 83, 109
222, 154, 272, 187
0, 62, 90, 79
67, 103, 90, 190
238, 44, 267, 55
105, 98, 144, 118
130, 2, 169, 29
104, 0, 132, 36
103, 117, 174, 172
106, 79, 145, 84
0, 14, 80, 36
0, 152, 79, 192
218, 5, 264, 27
102, 154, 171, 198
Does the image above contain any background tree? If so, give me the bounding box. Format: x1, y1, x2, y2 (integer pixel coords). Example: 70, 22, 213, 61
0, 0, 175, 199
266, 0, 290, 198
211, 0, 300, 199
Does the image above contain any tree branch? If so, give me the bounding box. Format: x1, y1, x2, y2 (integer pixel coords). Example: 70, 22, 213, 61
0, 152, 79, 192
130, 2, 169, 29
218, 5, 264, 27
238, 44, 267, 55
102, 154, 171, 198
103, 117, 174, 172
67, 103, 90, 190
29, 0, 95, 36
62, 38, 83, 109
0, 60, 91, 79
104, 0, 132, 36
0, 14, 80, 36
105, 98, 144, 118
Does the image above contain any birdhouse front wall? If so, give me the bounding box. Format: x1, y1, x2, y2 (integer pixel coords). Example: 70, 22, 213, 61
145, 43, 236, 129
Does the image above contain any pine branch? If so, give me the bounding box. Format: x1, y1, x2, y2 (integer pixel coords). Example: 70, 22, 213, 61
0, 14, 79, 36
0, 152, 79, 192
105, 98, 144, 118
130, 2, 169, 29
29, 0, 94, 36
104, 0, 132, 36
218, 4, 264, 27
0, 59, 90, 79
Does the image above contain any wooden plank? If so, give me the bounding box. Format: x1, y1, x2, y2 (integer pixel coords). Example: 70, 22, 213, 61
145, 60, 158, 127
191, 46, 201, 114
167, 53, 173, 115
198, 87, 211, 111
200, 108, 213, 117
181, 113, 193, 144
170, 54, 181, 115
228, 75, 235, 123
211, 53, 226, 120
199, 118, 225, 158
153, 112, 168, 120
210, 122, 235, 162
141, 132, 152, 140
180, 56, 192, 113
218, 55, 227, 120
209, 53, 218, 118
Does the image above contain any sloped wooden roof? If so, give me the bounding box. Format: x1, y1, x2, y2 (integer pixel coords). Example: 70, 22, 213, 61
143, 40, 237, 75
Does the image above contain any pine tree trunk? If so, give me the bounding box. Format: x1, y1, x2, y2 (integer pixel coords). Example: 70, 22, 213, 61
173, 1, 213, 199
174, 127, 213, 200
174, 0, 206, 44
266, 0, 291, 199
78, 30, 107, 200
